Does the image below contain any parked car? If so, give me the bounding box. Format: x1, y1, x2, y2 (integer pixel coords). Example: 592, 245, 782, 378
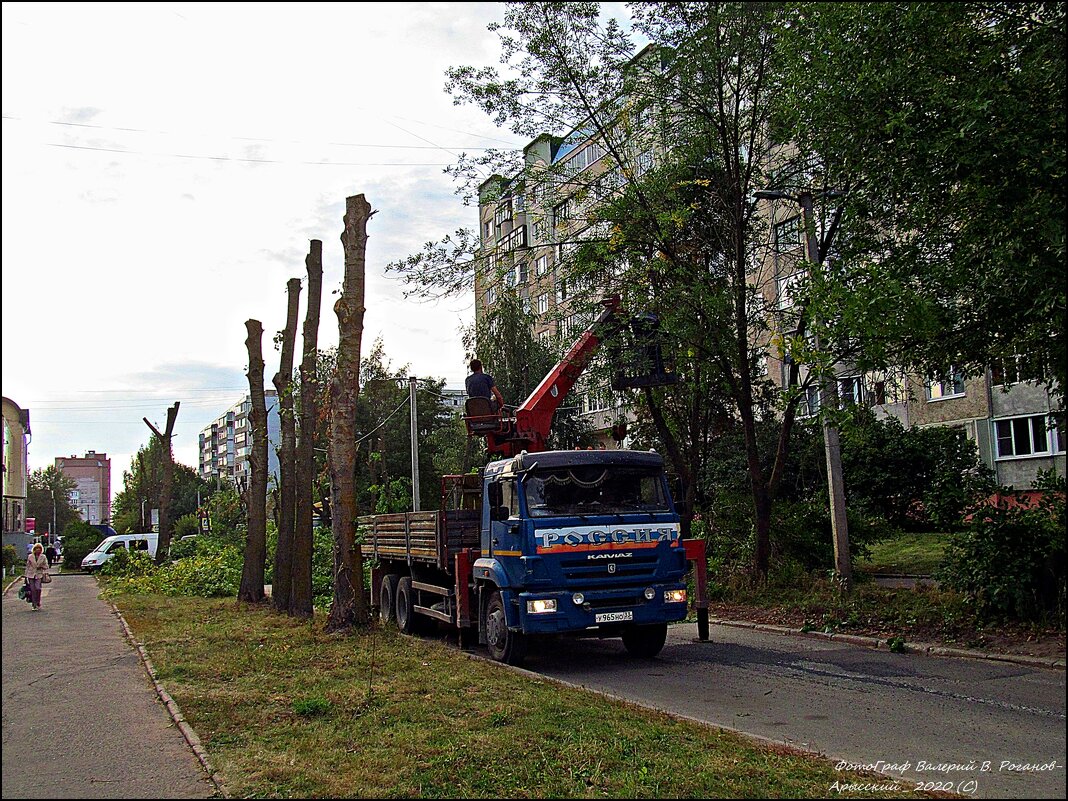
81, 534, 158, 572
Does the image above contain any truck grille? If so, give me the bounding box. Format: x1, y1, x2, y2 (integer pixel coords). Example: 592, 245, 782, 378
559, 553, 661, 584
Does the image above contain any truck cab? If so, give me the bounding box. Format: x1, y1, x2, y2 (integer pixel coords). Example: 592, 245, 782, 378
473, 449, 689, 662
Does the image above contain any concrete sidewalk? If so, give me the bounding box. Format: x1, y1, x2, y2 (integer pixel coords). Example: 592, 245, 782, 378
1, 572, 216, 799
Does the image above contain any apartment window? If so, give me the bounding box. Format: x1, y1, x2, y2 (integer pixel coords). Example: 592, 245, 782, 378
775, 216, 802, 252
776, 272, 803, 310
798, 385, 821, 418
516, 262, 528, 284
537, 293, 549, 315
926, 368, 965, 401
533, 219, 548, 244
991, 354, 1044, 386
515, 193, 525, 212
483, 220, 492, 241
635, 149, 654, 176
486, 285, 497, 305
521, 294, 531, 315
565, 141, 605, 175
557, 278, 569, 304
553, 199, 572, 228
838, 376, 862, 407
494, 200, 513, 229
994, 415, 1059, 459
869, 372, 905, 405
538, 328, 554, 345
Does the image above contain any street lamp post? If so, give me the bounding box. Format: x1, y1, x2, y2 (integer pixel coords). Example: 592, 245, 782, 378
756, 188, 852, 587
50, 488, 56, 544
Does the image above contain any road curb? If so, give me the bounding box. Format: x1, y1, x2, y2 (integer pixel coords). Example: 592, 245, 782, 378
708, 617, 1066, 671
110, 602, 229, 798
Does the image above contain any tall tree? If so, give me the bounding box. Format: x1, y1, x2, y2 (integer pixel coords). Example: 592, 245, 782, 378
774, 2, 1066, 403
389, 2, 807, 575
272, 277, 301, 613
238, 320, 268, 603
326, 194, 373, 631
144, 402, 180, 564
26, 467, 78, 538
112, 445, 210, 535
292, 240, 323, 618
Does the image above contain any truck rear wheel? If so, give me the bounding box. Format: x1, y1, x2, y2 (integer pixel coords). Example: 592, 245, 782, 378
485, 590, 526, 665
379, 574, 401, 625
621, 623, 668, 658
396, 576, 421, 635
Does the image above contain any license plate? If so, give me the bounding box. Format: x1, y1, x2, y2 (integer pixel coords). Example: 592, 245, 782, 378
595, 611, 633, 623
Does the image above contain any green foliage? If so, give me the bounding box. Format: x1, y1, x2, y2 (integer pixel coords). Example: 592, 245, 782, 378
840, 409, 995, 530
312, 526, 334, 607
101, 537, 244, 598
367, 477, 412, 515
770, 499, 892, 572
27, 466, 79, 538
887, 636, 907, 654
776, 2, 1067, 402
62, 520, 105, 569
937, 491, 1066, 623
112, 438, 213, 535
2, 544, 17, 570
204, 488, 247, 546
174, 514, 200, 539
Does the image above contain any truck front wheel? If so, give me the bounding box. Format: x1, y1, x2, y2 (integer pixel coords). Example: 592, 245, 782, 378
379, 574, 401, 625
485, 590, 526, 665
621, 623, 668, 658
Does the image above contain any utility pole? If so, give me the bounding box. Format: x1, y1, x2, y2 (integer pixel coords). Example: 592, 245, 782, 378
409, 376, 421, 512
798, 191, 852, 588
756, 188, 852, 587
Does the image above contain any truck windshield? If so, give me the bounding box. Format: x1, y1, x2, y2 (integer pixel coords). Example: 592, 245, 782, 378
523, 466, 670, 518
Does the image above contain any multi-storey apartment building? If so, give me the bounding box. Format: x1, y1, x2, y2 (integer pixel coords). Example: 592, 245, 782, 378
2, 396, 31, 552
473, 46, 1063, 487
55, 450, 111, 525
198, 391, 281, 489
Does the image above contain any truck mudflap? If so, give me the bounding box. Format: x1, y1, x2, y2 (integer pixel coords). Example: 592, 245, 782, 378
514, 583, 690, 634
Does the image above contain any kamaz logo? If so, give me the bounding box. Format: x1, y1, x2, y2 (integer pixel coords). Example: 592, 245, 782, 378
588, 552, 633, 560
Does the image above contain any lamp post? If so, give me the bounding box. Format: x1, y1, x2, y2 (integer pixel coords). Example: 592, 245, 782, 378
409, 376, 421, 512
755, 187, 852, 587
141, 499, 147, 534
50, 488, 57, 545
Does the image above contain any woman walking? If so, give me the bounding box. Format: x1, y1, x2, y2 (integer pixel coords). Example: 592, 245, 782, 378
24, 542, 48, 611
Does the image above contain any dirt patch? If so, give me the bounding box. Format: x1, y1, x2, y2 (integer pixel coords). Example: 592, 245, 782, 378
709, 602, 1066, 661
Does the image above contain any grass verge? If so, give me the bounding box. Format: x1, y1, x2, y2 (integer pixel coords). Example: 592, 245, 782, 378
858, 533, 949, 575
710, 573, 1065, 657
113, 592, 925, 799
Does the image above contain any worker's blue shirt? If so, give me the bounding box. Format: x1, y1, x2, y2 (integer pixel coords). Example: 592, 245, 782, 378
466, 372, 496, 399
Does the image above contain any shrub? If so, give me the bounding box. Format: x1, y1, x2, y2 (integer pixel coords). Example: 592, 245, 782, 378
102, 539, 244, 598
3, 544, 17, 571
174, 514, 200, 539
770, 498, 892, 571
62, 521, 105, 569
937, 489, 1065, 623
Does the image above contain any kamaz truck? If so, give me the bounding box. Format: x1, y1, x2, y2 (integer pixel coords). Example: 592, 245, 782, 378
362, 297, 708, 664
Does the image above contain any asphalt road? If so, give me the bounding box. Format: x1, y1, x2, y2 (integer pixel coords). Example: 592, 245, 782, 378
1, 573, 216, 799
510, 623, 1066, 799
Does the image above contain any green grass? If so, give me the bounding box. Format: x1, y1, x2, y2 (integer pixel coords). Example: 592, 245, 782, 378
859, 532, 949, 575
113, 593, 925, 799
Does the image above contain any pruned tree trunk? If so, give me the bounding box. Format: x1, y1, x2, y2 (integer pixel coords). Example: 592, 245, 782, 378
239, 319, 268, 603
292, 240, 323, 619
327, 194, 373, 632
144, 403, 179, 564
272, 278, 301, 613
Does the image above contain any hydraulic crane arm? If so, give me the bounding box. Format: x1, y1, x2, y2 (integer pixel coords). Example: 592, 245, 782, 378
465, 296, 621, 458
511, 295, 621, 453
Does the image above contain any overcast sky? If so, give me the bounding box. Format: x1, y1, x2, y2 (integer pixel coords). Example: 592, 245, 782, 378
1, 2, 573, 493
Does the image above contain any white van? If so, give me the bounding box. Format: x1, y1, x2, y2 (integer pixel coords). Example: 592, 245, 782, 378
81, 534, 158, 572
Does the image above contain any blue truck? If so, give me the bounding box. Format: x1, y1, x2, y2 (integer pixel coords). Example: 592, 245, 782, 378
362, 296, 708, 664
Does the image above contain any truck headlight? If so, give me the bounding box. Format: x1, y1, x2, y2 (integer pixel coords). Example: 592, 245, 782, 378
644, 587, 656, 600
572, 592, 585, 606
664, 589, 687, 604
526, 599, 557, 614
